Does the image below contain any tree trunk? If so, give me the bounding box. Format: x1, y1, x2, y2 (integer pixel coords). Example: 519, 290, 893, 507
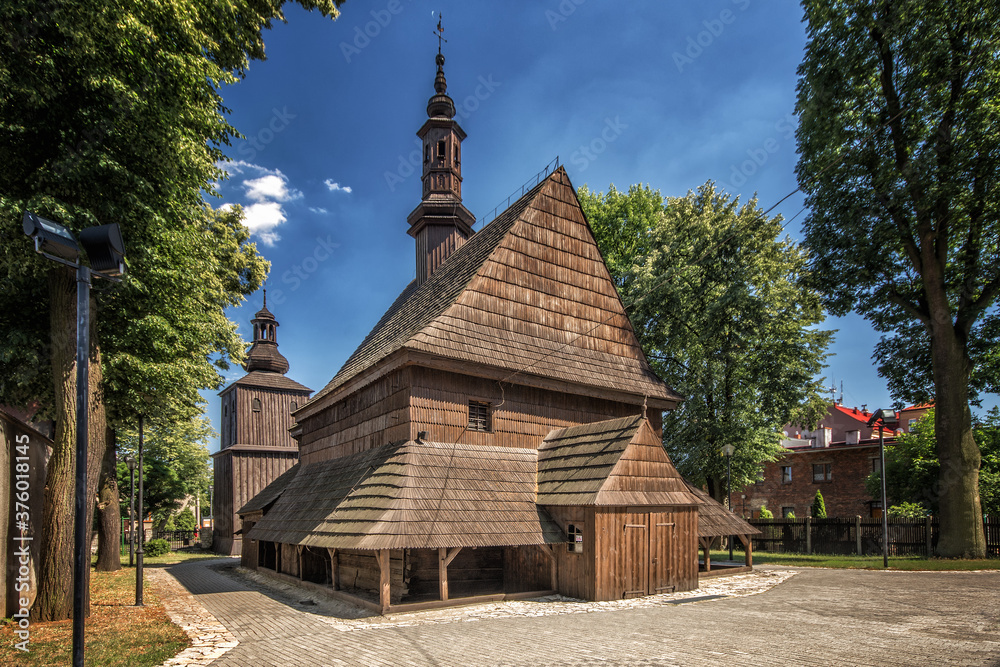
34, 271, 77, 622
932, 324, 985, 558
95, 426, 121, 572
34, 270, 109, 620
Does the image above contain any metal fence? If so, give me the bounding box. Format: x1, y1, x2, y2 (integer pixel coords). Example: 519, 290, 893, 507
747, 516, 1000, 557
120, 527, 200, 551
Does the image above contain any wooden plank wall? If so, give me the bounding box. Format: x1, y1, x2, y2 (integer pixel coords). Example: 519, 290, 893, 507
403, 548, 505, 601
298, 369, 412, 465
409, 367, 642, 449
502, 546, 551, 593
214, 449, 298, 555
234, 386, 309, 449
545, 505, 594, 600
335, 549, 406, 604
279, 543, 299, 578
240, 516, 259, 569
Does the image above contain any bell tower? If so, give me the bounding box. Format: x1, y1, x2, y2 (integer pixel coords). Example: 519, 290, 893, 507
407, 22, 475, 286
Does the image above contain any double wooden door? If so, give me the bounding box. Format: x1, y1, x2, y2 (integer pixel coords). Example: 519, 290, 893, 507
620, 510, 677, 598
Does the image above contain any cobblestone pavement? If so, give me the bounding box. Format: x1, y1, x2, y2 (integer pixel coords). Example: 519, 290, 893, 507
158, 558, 1000, 666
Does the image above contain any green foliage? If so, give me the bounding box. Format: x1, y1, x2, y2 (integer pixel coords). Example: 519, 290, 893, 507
758, 505, 773, 519
785, 511, 796, 519
811, 490, 827, 519
865, 409, 1000, 517
173, 508, 197, 532
888, 502, 930, 519
117, 413, 213, 522
163, 516, 177, 532
582, 181, 832, 491
144, 539, 171, 558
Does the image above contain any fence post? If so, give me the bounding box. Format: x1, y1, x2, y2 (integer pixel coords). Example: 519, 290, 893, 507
855, 515, 862, 555
925, 515, 933, 556
805, 517, 812, 554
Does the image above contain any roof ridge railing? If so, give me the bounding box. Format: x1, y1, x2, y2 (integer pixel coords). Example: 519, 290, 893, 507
475, 156, 559, 230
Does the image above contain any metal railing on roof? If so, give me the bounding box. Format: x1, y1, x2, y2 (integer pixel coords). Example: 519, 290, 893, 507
475, 156, 560, 230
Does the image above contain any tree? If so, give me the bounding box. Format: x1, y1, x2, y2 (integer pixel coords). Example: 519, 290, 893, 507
795, 1, 1000, 557
582, 182, 832, 498
811, 490, 827, 519
173, 508, 197, 532
867, 409, 1000, 518
0, 0, 344, 621
116, 413, 213, 531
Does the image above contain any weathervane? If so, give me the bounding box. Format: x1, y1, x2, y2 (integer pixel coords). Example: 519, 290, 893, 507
434, 13, 447, 55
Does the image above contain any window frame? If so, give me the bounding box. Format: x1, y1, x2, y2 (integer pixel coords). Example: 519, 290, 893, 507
567, 524, 583, 553
468, 400, 491, 433
812, 462, 832, 483
780, 465, 792, 484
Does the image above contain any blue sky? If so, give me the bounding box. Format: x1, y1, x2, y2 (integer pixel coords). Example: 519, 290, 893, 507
202, 0, 980, 452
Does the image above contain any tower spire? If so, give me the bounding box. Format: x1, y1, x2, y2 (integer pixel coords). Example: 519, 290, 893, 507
407, 21, 475, 286
245, 292, 290, 374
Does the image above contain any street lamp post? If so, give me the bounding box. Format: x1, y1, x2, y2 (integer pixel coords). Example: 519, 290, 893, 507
208, 484, 214, 548
23, 212, 125, 667
136, 415, 145, 606
721, 444, 736, 562
125, 455, 136, 567
867, 408, 899, 569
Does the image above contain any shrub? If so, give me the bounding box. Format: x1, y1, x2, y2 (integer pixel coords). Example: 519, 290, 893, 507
758, 505, 773, 519
144, 538, 171, 557
811, 490, 827, 518
785, 511, 796, 519
174, 508, 196, 532
887, 502, 929, 519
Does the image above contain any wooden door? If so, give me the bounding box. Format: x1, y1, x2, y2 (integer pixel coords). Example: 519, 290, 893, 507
649, 512, 676, 594
621, 511, 648, 598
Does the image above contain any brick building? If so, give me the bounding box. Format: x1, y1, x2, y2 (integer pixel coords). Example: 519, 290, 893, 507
738, 402, 933, 519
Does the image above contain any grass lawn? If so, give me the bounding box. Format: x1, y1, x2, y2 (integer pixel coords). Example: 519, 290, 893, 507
0, 547, 224, 666
711, 549, 1000, 571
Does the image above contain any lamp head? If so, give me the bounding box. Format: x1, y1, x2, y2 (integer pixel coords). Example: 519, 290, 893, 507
721, 444, 736, 458
23, 211, 79, 263
866, 408, 899, 428
125, 455, 136, 472
79, 223, 126, 276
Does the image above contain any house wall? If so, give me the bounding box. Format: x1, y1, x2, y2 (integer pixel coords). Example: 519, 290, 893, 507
221, 385, 308, 450
213, 448, 298, 555
740, 443, 882, 518
546, 505, 595, 601
297, 369, 413, 465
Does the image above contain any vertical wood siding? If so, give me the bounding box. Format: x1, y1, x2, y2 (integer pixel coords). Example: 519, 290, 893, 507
214, 450, 298, 555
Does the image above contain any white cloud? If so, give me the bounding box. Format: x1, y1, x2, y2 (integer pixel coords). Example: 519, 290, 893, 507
309, 207, 329, 214
241, 202, 287, 246
244, 173, 302, 203
324, 179, 352, 194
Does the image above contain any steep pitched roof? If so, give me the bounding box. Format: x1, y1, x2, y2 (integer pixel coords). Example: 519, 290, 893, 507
537, 415, 699, 506
246, 439, 564, 550
682, 481, 760, 537
226, 370, 312, 394
306, 166, 679, 410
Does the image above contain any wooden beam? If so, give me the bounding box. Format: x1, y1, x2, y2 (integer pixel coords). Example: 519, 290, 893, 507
377, 549, 391, 614
327, 548, 340, 590
699, 537, 712, 572
737, 534, 753, 568
438, 547, 462, 601
296, 545, 304, 580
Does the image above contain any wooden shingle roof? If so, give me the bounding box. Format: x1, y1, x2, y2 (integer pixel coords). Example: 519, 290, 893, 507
683, 482, 760, 537
304, 167, 679, 412
246, 439, 564, 550
223, 370, 311, 394
538, 415, 700, 507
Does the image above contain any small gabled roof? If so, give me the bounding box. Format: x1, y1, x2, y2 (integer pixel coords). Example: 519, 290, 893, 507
305, 167, 679, 412
537, 415, 699, 507
224, 370, 312, 394
682, 481, 760, 537
246, 439, 564, 550
238, 464, 300, 515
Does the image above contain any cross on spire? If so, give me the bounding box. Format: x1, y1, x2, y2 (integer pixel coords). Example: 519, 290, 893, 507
434, 13, 446, 55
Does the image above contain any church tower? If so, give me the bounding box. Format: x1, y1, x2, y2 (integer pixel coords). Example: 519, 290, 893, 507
212, 292, 311, 555
406, 38, 475, 285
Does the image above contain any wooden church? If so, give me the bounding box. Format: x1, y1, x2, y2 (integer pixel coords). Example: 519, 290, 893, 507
212, 298, 312, 555
238, 47, 728, 613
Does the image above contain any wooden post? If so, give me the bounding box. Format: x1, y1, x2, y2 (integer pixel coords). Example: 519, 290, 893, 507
438, 547, 462, 601
327, 548, 340, 590
699, 537, 712, 572
377, 549, 391, 614
737, 534, 753, 568
805, 517, 812, 554
296, 545, 304, 580
925, 515, 933, 556
855, 515, 862, 555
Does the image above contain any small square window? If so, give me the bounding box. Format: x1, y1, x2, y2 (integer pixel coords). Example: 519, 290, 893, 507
781, 466, 792, 484
290, 400, 298, 412
567, 524, 583, 553
468, 400, 491, 432
782, 506, 796, 518
437, 139, 446, 160
812, 463, 832, 482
